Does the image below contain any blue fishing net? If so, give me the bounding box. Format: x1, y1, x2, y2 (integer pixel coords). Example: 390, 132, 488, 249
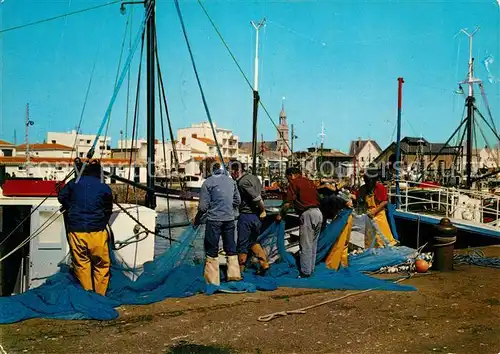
0, 205, 416, 324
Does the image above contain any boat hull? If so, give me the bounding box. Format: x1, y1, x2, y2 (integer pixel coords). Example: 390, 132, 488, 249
393, 210, 500, 250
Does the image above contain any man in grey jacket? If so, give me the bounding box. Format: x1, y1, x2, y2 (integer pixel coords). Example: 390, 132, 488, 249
193, 163, 241, 285
230, 161, 269, 274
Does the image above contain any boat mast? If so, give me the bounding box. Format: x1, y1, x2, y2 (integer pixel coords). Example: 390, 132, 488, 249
251, 18, 265, 175
318, 122, 326, 181
145, 0, 156, 208
395, 78, 404, 207
25, 103, 33, 177
459, 27, 479, 189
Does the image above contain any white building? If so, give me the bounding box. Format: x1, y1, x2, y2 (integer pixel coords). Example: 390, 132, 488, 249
349, 139, 382, 169
177, 122, 239, 159
16, 143, 74, 158
47, 130, 112, 158
473, 147, 500, 171
155, 141, 192, 176
0, 156, 147, 183
114, 139, 149, 163
0, 140, 15, 157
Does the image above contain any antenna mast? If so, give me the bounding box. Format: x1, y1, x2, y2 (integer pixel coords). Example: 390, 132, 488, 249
25, 103, 34, 177
459, 26, 480, 188
318, 122, 326, 180
251, 18, 266, 175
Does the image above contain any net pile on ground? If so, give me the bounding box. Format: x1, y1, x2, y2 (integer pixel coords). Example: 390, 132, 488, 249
0, 207, 416, 324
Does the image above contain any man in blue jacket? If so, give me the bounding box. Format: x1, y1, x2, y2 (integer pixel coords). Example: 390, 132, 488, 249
58, 159, 113, 296
193, 162, 241, 285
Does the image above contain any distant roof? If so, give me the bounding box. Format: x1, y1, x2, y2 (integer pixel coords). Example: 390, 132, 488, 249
398, 141, 457, 155
295, 149, 352, 158
190, 156, 231, 163
0, 140, 13, 146
374, 136, 459, 163
16, 143, 74, 151
194, 137, 216, 146
0, 156, 143, 166
279, 107, 286, 119
239, 141, 277, 153
111, 147, 139, 152
349, 139, 382, 155
401, 136, 429, 144
191, 148, 207, 154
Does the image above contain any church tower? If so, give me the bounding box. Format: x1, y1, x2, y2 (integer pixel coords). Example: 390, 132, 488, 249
276, 98, 290, 155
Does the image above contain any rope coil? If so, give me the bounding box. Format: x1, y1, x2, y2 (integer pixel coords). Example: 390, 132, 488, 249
454, 249, 500, 268
433, 236, 457, 247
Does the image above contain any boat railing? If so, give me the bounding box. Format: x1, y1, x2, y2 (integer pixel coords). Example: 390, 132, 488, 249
389, 183, 500, 229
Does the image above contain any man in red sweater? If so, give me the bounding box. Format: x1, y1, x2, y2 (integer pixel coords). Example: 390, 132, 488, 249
276, 167, 323, 277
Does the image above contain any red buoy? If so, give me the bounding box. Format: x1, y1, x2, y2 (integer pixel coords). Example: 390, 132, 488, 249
415, 259, 430, 273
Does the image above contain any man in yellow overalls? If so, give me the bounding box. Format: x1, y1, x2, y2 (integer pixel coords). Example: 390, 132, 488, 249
58, 159, 113, 296
357, 171, 397, 248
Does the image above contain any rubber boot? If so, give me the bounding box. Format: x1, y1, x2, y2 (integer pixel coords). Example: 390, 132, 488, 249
204, 255, 220, 286
251, 243, 270, 275
226, 255, 242, 281
238, 253, 248, 273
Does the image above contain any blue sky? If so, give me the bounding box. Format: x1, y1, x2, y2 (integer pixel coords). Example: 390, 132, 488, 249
1, 0, 500, 153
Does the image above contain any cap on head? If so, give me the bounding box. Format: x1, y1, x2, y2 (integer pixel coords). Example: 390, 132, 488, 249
230, 160, 244, 173
363, 167, 379, 185
84, 159, 102, 177
285, 167, 300, 177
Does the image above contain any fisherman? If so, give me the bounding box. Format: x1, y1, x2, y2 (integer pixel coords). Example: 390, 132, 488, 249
193, 162, 242, 285
58, 159, 113, 296
276, 167, 323, 277
356, 170, 397, 247
319, 193, 353, 229
230, 161, 269, 274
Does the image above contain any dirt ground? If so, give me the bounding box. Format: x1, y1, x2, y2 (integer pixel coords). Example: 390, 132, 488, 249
1, 247, 500, 354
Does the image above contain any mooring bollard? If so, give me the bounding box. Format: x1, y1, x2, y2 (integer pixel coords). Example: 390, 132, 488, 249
433, 218, 457, 271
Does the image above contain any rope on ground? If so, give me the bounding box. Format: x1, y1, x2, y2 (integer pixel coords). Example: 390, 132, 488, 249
257, 275, 411, 322
453, 249, 500, 268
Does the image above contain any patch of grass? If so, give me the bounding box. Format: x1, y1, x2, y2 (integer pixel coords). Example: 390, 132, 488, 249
271, 295, 289, 301
168, 343, 232, 354
485, 298, 500, 306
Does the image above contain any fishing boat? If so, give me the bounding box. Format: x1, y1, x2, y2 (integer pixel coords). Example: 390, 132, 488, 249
0, 1, 163, 295
0, 0, 298, 295
0, 178, 156, 295
388, 28, 500, 249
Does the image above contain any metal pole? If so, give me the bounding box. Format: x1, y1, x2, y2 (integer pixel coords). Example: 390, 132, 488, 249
251, 18, 265, 175
290, 124, 294, 166
318, 123, 325, 181
458, 27, 479, 189
466, 96, 475, 188
24, 103, 34, 177
395, 77, 404, 208
260, 133, 265, 181
145, 0, 156, 209
252, 90, 259, 175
